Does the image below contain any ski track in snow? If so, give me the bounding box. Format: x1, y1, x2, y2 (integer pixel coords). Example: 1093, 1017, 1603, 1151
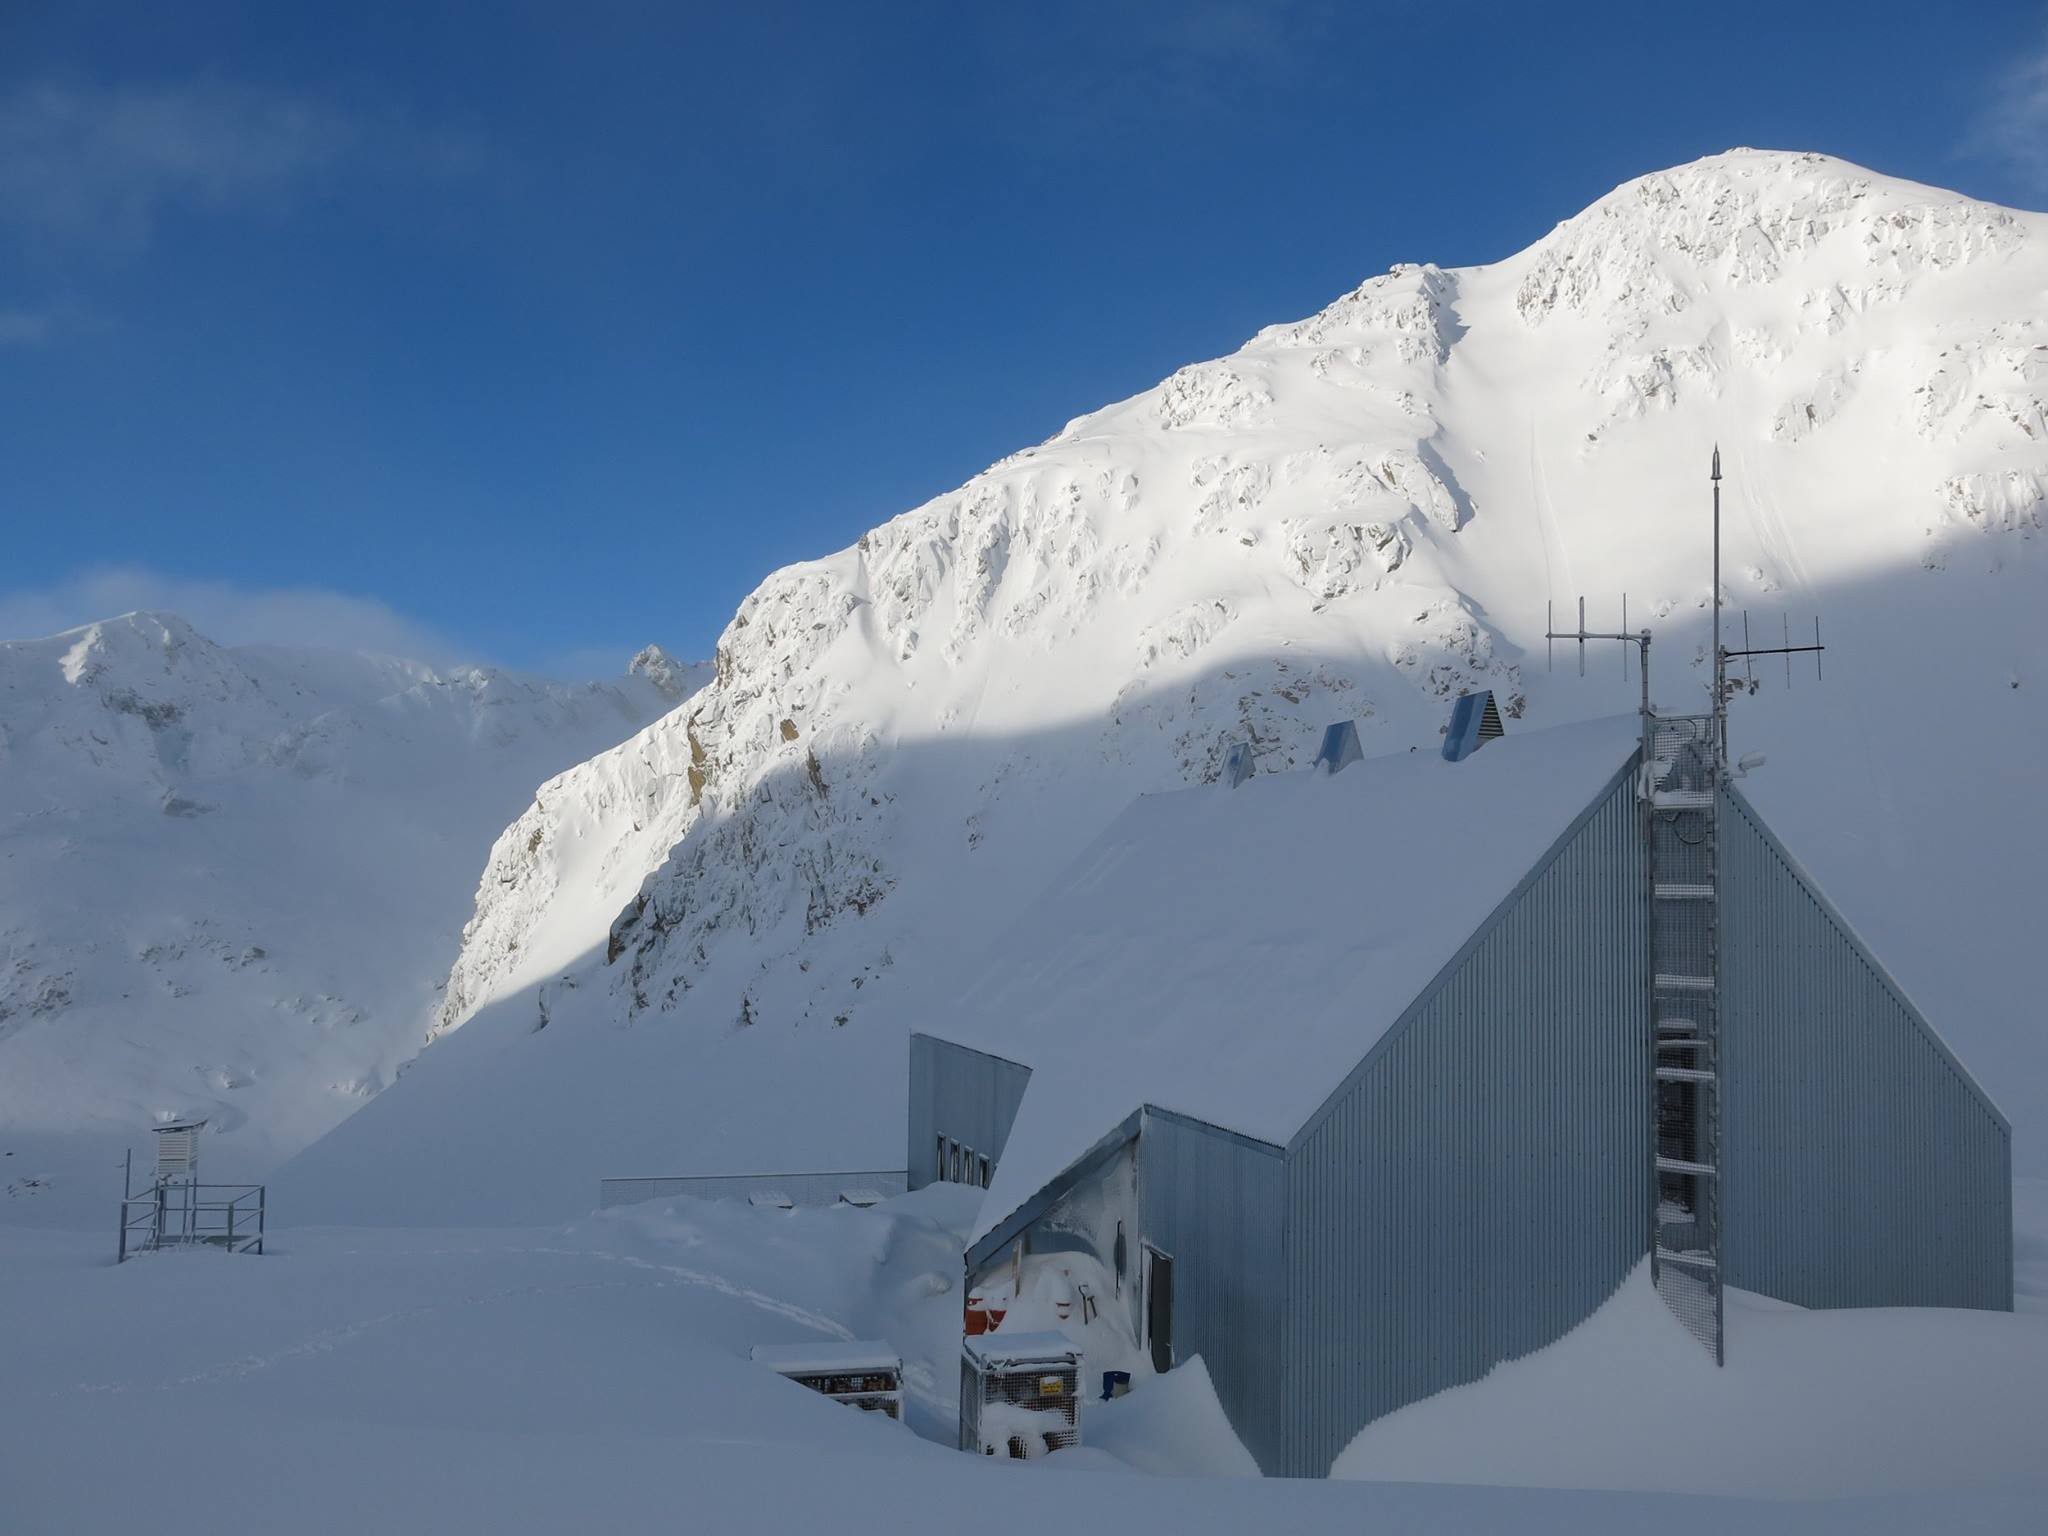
1529, 421, 1576, 608
1729, 445, 1905, 866
525, 1244, 858, 1341
71, 1278, 634, 1396
68, 1243, 852, 1397
1736, 446, 1815, 598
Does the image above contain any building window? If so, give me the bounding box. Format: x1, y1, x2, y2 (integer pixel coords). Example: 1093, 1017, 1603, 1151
935, 1136, 991, 1186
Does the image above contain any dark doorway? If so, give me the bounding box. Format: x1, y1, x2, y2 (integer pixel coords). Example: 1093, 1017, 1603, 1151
1146, 1248, 1174, 1374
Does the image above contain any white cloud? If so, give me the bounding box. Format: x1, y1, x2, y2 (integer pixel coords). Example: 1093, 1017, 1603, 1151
1970, 31, 2048, 194
0, 77, 479, 261
0, 308, 54, 347
0, 567, 468, 664
0, 79, 361, 256
532, 644, 649, 683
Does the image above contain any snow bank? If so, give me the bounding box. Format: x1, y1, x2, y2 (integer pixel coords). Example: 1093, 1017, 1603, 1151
1333, 1260, 2048, 1496
1088, 1355, 1262, 1478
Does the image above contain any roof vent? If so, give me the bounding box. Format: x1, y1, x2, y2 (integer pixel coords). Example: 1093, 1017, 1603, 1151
1313, 720, 1363, 775
1218, 741, 1255, 789
1441, 690, 1506, 762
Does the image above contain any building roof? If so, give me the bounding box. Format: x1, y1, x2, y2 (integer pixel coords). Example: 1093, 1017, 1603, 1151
749, 1341, 901, 1375
926, 714, 1643, 1247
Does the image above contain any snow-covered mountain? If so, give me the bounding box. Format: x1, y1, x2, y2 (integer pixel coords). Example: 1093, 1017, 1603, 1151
0, 611, 700, 1216
285, 149, 2048, 1224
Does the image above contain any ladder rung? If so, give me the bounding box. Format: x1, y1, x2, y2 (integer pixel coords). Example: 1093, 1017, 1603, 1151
1654, 883, 1715, 900
1656, 1066, 1716, 1083
1651, 788, 1714, 809
1655, 1246, 1719, 1271
1656, 1156, 1716, 1177
1655, 974, 1715, 991
1657, 1038, 1708, 1051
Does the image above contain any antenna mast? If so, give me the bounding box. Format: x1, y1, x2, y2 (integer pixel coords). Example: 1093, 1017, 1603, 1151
1705, 447, 1827, 773
1712, 447, 1725, 766
1542, 444, 1834, 1374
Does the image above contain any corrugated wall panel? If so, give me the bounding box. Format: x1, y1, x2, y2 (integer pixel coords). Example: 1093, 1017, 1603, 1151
907, 1034, 1032, 1191
1281, 766, 1649, 1477
1718, 788, 2012, 1312
1139, 1110, 1288, 1475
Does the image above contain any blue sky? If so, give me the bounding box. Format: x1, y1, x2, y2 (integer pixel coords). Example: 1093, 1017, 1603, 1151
3, 1, 2045, 673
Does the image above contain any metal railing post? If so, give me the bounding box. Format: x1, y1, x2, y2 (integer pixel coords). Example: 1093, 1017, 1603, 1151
117, 1150, 131, 1264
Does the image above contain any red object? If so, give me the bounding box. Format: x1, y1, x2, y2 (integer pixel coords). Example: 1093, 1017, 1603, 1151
964, 1293, 1008, 1336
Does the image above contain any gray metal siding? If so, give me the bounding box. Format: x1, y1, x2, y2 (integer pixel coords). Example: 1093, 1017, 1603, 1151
1138, 1111, 1288, 1475
1718, 789, 2013, 1311
1281, 767, 1650, 1476
907, 1034, 1031, 1191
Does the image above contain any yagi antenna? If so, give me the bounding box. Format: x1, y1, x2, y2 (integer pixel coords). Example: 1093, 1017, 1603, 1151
1545, 446, 1832, 772
1719, 608, 1825, 709
1546, 595, 1652, 718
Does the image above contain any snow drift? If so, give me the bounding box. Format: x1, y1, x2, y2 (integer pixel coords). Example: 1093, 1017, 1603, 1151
1332, 1259, 2048, 1495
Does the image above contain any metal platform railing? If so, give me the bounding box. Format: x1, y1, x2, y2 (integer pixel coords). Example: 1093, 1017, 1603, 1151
117, 1152, 265, 1263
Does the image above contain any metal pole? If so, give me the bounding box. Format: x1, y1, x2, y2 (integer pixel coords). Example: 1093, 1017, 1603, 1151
1639, 632, 1651, 722
118, 1149, 131, 1264
1711, 447, 1726, 769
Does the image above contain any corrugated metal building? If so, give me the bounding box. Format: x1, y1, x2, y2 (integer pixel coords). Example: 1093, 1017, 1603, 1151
907, 708, 2011, 1477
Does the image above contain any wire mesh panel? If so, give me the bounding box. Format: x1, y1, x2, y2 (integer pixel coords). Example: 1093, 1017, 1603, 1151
1644, 714, 1724, 1362
959, 1334, 1081, 1458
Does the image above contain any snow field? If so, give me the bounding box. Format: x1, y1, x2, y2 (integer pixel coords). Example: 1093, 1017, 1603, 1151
2, 1192, 2043, 1533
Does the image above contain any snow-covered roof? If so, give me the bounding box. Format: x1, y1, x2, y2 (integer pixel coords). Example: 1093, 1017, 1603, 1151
749, 1341, 901, 1375
932, 714, 1642, 1247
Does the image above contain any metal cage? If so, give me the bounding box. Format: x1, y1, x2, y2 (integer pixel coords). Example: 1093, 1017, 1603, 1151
959, 1333, 1081, 1459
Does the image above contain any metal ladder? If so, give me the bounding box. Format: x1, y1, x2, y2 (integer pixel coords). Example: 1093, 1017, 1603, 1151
1644, 714, 1724, 1363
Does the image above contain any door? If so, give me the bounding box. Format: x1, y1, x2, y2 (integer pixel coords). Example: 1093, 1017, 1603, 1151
1145, 1247, 1173, 1374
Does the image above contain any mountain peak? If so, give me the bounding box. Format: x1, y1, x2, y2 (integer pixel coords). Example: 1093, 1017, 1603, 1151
1514, 148, 2031, 329
627, 644, 707, 703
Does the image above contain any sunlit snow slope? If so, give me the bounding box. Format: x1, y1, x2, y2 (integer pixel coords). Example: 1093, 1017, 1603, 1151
290, 150, 2048, 1224
0, 613, 700, 1218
